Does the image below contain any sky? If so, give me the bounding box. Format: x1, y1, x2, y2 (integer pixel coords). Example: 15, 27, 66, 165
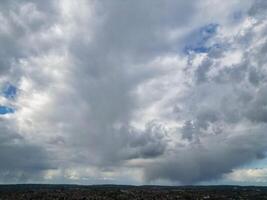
0, 0, 267, 185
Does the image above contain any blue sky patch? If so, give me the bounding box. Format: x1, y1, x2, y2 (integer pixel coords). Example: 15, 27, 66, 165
3, 83, 17, 99
184, 23, 219, 54
201, 23, 218, 35
185, 46, 210, 54
0, 106, 15, 115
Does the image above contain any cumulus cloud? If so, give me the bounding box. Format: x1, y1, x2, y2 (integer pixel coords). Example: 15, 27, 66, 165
1, 0, 267, 185
143, 0, 267, 184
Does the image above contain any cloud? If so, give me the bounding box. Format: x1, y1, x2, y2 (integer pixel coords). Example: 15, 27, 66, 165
224, 168, 267, 183
144, 125, 267, 184
0, 117, 54, 183
143, 0, 267, 184
1, 0, 267, 185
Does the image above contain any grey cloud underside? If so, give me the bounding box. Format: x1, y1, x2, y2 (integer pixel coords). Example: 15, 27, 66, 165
0, 120, 53, 182
0, 0, 266, 184
145, 126, 267, 184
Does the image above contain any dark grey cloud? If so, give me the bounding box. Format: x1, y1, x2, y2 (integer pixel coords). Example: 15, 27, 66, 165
145, 126, 267, 184
0, 119, 53, 183
246, 86, 267, 123
248, 0, 267, 18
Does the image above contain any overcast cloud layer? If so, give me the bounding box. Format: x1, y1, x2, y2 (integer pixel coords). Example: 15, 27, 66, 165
0, 0, 267, 185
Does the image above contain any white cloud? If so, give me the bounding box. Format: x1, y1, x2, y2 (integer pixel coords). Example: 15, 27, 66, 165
225, 168, 267, 183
